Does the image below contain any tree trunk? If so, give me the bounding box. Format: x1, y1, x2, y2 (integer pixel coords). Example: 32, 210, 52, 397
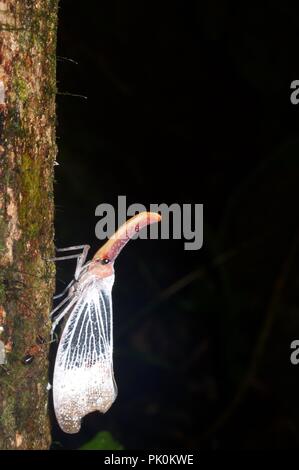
0, 0, 58, 449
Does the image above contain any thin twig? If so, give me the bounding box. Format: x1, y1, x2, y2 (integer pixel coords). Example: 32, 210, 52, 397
57, 91, 88, 100
57, 56, 78, 65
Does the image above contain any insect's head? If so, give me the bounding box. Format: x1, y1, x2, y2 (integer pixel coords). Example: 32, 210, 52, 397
89, 251, 115, 278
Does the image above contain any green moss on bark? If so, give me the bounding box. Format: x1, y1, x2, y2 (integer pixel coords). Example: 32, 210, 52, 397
0, 0, 58, 450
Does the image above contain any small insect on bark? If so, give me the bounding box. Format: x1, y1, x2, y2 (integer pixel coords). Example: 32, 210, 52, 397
21, 336, 47, 365
51, 211, 161, 434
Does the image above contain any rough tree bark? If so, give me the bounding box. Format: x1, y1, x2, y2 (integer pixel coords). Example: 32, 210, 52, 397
0, 0, 58, 449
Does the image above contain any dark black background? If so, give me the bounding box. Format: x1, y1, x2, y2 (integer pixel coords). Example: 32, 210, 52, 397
53, 1, 299, 449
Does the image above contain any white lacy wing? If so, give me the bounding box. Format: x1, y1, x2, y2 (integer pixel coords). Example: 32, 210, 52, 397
53, 275, 117, 434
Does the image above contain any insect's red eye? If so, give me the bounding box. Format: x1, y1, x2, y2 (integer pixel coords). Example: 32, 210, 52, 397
100, 258, 110, 265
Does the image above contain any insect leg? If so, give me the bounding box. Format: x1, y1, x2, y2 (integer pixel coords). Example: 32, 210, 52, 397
52, 245, 90, 281
51, 296, 78, 339
53, 279, 75, 300
74, 245, 90, 280
51, 254, 81, 261
50, 291, 75, 318
50, 245, 90, 262
55, 245, 89, 252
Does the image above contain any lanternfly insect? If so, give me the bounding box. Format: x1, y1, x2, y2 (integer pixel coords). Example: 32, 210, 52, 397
51, 212, 161, 433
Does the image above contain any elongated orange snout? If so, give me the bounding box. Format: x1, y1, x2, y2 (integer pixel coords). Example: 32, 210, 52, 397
93, 211, 161, 264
